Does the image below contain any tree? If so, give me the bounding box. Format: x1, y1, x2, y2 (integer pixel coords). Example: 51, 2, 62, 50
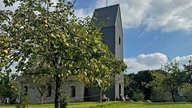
0, 17, 18, 102
1, 0, 127, 108
183, 57, 192, 84
0, 71, 18, 104
0, 9, 13, 81
147, 70, 172, 102
0, 9, 18, 104
124, 70, 154, 101
150, 61, 185, 102
182, 57, 192, 102
163, 61, 185, 102
124, 73, 145, 101
136, 70, 153, 100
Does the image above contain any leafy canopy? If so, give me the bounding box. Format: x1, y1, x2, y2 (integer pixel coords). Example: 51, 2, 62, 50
0, 0, 127, 91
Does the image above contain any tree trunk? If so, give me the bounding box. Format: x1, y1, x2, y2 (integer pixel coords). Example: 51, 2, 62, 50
40, 94, 44, 104
171, 91, 176, 102
99, 88, 102, 102
37, 86, 46, 104
55, 75, 62, 108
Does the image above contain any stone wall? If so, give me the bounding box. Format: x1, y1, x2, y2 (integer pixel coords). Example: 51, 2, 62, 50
21, 78, 85, 103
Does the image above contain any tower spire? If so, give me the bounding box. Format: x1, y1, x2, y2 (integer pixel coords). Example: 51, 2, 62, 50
106, 0, 108, 6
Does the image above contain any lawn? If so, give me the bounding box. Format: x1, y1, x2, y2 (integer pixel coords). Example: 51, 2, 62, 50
0, 102, 192, 108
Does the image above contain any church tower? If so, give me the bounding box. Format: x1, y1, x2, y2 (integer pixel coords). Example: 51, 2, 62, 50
93, 4, 123, 60
93, 4, 124, 100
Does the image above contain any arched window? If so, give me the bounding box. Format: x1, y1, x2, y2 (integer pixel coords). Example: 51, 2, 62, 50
71, 86, 76, 97
47, 84, 52, 97
119, 84, 121, 96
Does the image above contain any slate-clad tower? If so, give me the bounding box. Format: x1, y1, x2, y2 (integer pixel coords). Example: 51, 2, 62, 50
94, 4, 123, 60
85, 4, 124, 101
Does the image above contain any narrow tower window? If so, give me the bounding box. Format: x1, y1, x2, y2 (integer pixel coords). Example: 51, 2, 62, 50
119, 37, 121, 45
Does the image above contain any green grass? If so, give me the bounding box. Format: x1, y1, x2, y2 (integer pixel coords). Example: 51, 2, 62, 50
101, 102, 192, 108
0, 102, 192, 108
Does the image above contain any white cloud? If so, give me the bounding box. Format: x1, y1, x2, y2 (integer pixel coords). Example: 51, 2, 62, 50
2, 0, 192, 32
137, 53, 168, 66
0, 1, 20, 11
110, 0, 150, 28
74, 8, 92, 18
124, 53, 192, 74
73, 0, 192, 32
144, 0, 192, 32
124, 53, 168, 73
174, 55, 192, 65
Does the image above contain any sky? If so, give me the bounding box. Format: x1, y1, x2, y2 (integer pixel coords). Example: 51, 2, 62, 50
72, 0, 192, 73
1, 0, 192, 73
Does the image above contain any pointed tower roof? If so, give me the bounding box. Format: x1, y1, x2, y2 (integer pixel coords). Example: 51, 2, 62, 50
93, 4, 121, 28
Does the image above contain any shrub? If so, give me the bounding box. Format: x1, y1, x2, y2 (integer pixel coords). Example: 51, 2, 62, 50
60, 93, 69, 108
132, 92, 144, 101
182, 89, 192, 102
150, 88, 172, 102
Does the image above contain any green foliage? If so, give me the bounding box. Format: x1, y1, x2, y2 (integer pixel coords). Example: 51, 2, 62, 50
1, 0, 126, 107
16, 95, 28, 108
150, 87, 172, 102
124, 70, 154, 100
181, 84, 192, 102
148, 61, 187, 102
124, 58, 192, 102
182, 58, 192, 102
124, 73, 138, 98
60, 93, 69, 108
183, 57, 192, 85
161, 61, 185, 102
1, 0, 126, 85
132, 92, 144, 101
0, 71, 19, 103
163, 61, 185, 89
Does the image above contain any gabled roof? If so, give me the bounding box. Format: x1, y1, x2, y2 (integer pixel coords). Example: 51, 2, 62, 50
93, 4, 120, 28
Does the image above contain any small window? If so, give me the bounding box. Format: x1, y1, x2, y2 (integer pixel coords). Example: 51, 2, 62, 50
71, 86, 76, 97
24, 86, 28, 95
119, 37, 121, 45
47, 84, 52, 97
